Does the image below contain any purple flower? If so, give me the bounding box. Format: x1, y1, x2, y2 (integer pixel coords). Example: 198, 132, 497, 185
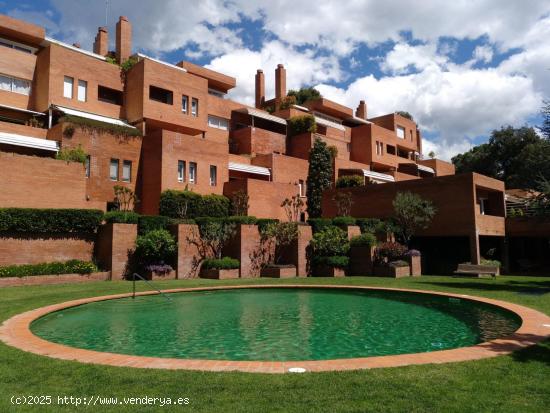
405, 249, 421, 257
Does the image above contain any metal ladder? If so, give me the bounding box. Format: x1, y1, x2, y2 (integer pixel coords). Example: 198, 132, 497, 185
131, 273, 172, 300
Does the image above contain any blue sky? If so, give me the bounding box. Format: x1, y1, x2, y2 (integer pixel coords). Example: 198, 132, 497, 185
2, 0, 549, 159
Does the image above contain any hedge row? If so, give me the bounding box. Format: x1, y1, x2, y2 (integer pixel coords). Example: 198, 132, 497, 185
0, 260, 98, 278
159, 190, 231, 219
0, 208, 103, 234
202, 257, 240, 270
308, 217, 396, 234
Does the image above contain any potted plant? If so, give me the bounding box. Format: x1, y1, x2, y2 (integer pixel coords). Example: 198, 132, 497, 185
134, 229, 177, 280
310, 226, 350, 277
405, 249, 422, 276
349, 233, 377, 276
260, 222, 298, 278
373, 242, 410, 277
200, 257, 240, 279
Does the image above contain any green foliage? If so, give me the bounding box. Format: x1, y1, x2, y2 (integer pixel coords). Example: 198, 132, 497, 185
0, 260, 98, 278
225, 216, 258, 225
392, 192, 436, 245
287, 87, 322, 105
350, 233, 377, 248
202, 257, 240, 270
375, 242, 408, 263
452, 126, 550, 189
60, 115, 142, 138
230, 190, 249, 216
288, 115, 317, 137
262, 222, 299, 264
195, 218, 237, 259
396, 111, 414, 121
306, 138, 333, 218
336, 175, 364, 188
278, 95, 297, 110
313, 255, 349, 269
529, 176, 550, 216
332, 192, 354, 216
310, 226, 349, 257
55, 145, 87, 164
356, 218, 385, 234
332, 216, 356, 228
307, 218, 334, 233
480, 259, 501, 267
0, 208, 103, 233
103, 211, 140, 224
105, 56, 117, 65
541, 100, 550, 140
257, 218, 279, 233
138, 215, 172, 235
159, 190, 231, 219
328, 145, 338, 160
120, 56, 138, 73
134, 229, 177, 265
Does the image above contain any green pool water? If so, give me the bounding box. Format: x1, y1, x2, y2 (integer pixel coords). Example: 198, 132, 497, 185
30, 288, 521, 361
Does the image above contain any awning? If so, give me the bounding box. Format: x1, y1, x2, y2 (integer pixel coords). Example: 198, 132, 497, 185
0, 131, 58, 152
0, 104, 45, 116
235, 107, 287, 125
417, 164, 435, 174
52, 105, 137, 129
314, 116, 346, 131
228, 162, 271, 176
362, 169, 395, 183
345, 116, 371, 125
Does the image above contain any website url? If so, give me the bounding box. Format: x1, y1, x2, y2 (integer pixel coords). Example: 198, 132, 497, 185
11, 395, 190, 407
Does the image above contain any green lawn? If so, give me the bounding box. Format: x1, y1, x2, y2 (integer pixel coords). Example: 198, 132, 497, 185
1, 276, 549, 412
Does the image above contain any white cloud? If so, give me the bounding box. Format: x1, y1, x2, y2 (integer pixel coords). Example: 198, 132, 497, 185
381, 42, 448, 74
473, 45, 494, 64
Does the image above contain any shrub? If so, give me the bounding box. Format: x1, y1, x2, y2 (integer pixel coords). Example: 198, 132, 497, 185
60, 115, 142, 138
288, 115, 317, 137
310, 226, 349, 257
332, 216, 356, 228
313, 255, 349, 269
138, 215, 172, 234
103, 211, 140, 224
0, 260, 98, 278
56, 145, 87, 163
279, 95, 297, 110
202, 257, 240, 270
0, 208, 103, 233
159, 190, 230, 218
195, 218, 237, 259
405, 249, 421, 257
134, 229, 177, 265
332, 192, 354, 216
113, 185, 139, 212
225, 216, 258, 225
356, 218, 385, 234
481, 259, 501, 267
287, 87, 321, 105
144, 263, 173, 275
350, 233, 377, 248
230, 190, 249, 216
261, 222, 299, 264
392, 191, 436, 246
257, 218, 279, 233
375, 242, 408, 263
336, 175, 364, 188
307, 218, 334, 233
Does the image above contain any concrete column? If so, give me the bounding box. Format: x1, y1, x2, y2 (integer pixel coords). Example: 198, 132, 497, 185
469, 232, 480, 265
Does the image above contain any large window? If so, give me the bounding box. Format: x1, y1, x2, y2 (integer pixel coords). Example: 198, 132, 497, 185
98, 86, 123, 105
182, 95, 188, 114
189, 162, 197, 183
207, 115, 229, 130
77, 80, 87, 102
178, 160, 186, 182
0, 37, 34, 54
191, 98, 198, 117
110, 159, 119, 181
209, 165, 217, 186
396, 125, 405, 139
0, 74, 31, 95
149, 85, 173, 105
63, 76, 74, 99
122, 160, 132, 182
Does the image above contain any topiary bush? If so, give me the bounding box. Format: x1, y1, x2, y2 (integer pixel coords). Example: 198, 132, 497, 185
103, 211, 140, 224
0, 260, 98, 278
307, 218, 334, 233
159, 190, 230, 218
336, 175, 364, 188
332, 216, 357, 228
350, 233, 377, 248
0, 208, 103, 233
134, 229, 177, 265
310, 226, 350, 257
202, 257, 240, 270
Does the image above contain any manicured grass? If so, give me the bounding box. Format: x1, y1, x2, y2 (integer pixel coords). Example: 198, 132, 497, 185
0, 276, 549, 412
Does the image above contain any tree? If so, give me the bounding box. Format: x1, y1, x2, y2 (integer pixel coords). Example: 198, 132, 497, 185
196, 220, 236, 259
392, 191, 436, 246
332, 192, 354, 216
287, 87, 321, 105
306, 138, 333, 218
281, 195, 305, 222
230, 190, 249, 216
113, 185, 138, 212
541, 100, 550, 139
427, 151, 436, 159
396, 111, 414, 121
262, 222, 299, 264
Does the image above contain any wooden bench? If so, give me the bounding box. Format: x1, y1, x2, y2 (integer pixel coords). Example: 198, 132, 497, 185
453, 263, 500, 278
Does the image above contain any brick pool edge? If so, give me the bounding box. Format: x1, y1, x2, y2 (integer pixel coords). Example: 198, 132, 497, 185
1, 285, 550, 373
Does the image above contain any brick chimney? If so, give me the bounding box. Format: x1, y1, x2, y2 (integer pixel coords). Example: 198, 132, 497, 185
275, 64, 286, 100
356, 100, 367, 119
116, 16, 132, 63
255, 69, 265, 109
93, 27, 108, 56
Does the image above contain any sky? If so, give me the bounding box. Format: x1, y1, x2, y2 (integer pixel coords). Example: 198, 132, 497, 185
1, 0, 549, 160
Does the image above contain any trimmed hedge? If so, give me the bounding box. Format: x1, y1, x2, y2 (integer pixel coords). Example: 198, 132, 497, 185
225, 216, 258, 225
336, 175, 363, 188
202, 257, 240, 270
310, 226, 350, 257
103, 211, 140, 224
257, 218, 279, 233
159, 190, 231, 219
356, 218, 385, 234
332, 216, 357, 228
134, 229, 177, 265
0, 260, 98, 278
307, 218, 334, 233
138, 215, 172, 235
313, 255, 349, 269
350, 233, 377, 248
0, 208, 103, 233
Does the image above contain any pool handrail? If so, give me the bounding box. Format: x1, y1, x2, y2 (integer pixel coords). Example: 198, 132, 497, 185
132, 272, 172, 301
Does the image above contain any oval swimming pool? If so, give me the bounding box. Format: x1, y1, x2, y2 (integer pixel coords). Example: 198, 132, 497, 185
30, 287, 521, 361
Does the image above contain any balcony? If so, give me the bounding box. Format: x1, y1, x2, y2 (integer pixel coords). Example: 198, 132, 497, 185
230, 126, 286, 156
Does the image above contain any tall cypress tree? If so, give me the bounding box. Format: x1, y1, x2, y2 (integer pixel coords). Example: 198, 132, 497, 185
306, 138, 333, 218
542, 100, 550, 140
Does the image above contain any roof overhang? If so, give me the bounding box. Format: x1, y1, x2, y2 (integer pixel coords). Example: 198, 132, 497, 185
314, 116, 346, 131
136, 53, 187, 73
0, 131, 58, 152
362, 169, 395, 183
417, 164, 435, 174
177, 61, 236, 92
52, 105, 137, 129
44, 37, 106, 61
235, 107, 287, 125
345, 116, 371, 125
228, 162, 271, 176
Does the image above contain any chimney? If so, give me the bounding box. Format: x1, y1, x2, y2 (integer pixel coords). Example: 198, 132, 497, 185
255, 69, 265, 109
275, 64, 286, 100
356, 100, 367, 119
93, 27, 108, 56
116, 16, 132, 63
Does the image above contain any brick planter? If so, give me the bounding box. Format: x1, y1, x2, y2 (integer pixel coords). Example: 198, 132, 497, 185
349, 245, 375, 276
313, 265, 346, 277
199, 268, 240, 279
148, 270, 176, 281
260, 265, 297, 278
0, 271, 110, 287
373, 265, 410, 278
408, 255, 422, 277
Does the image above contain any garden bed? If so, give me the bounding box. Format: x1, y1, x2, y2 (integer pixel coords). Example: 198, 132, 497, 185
0, 271, 110, 287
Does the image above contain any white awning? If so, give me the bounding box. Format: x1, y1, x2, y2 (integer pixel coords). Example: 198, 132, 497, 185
235, 107, 287, 125
0, 131, 58, 152
228, 162, 271, 176
417, 164, 435, 174
0, 104, 45, 116
291, 104, 310, 112
52, 105, 137, 129
314, 116, 346, 131
362, 169, 395, 183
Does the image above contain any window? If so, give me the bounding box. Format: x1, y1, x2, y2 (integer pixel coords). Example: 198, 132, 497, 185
178, 160, 186, 182
208, 88, 225, 98
110, 159, 119, 181
298, 179, 305, 197
207, 115, 229, 130
396, 125, 405, 139
375, 141, 383, 156
149, 85, 173, 104
410, 130, 413, 141
189, 162, 197, 183
0, 37, 34, 53
209, 165, 217, 186
85, 156, 91, 178
386, 145, 396, 155
479, 198, 486, 215
122, 160, 132, 182
77, 80, 87, 102
191, 98, 198, 117
63, 76, 74, 98
0, 74, 31, 95
98, 86, 123, 105
182, 95, 188, 113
